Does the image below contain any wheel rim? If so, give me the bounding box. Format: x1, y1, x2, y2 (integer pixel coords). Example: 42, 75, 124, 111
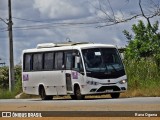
76, 88, 81, 96
75, 86, 84, 100
41, 88, 46, 99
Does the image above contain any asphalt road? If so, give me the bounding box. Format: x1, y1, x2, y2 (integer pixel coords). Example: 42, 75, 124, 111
0, 97, 160, 111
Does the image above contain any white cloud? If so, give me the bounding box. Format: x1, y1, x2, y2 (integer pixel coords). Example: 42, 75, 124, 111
1, 0, 160, 65
33, 0, 91, 20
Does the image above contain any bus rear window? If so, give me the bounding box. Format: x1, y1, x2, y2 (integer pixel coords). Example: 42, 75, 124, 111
23, 54, 32, 71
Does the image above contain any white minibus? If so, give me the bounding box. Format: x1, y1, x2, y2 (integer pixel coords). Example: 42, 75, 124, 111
22, 42, 127, 100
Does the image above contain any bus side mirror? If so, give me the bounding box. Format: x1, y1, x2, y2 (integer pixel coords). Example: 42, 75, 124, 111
75, 56, 80, 63
73, 56, 80, 71
120, 53, 124, 60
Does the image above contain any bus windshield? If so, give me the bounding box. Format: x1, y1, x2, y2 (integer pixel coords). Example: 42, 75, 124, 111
82, 48, 125, 79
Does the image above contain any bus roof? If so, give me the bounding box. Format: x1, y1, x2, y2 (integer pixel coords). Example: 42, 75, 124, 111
23, 42, 116, 53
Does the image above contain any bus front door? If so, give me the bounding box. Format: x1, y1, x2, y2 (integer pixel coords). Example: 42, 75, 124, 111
65, 51, 85, 94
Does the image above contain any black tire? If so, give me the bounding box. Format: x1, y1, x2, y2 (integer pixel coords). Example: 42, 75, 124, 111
40, 87, 53, 100
74, 86, 85, 100
110, 93, 120, 99
46, 95, 53, 100
70, 95, 76, 100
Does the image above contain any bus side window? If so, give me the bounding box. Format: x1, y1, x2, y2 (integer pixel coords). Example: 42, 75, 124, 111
55, 52, 64, 70
65, 52, 72, 70
44, 52, 54, 70
33, 53, 43, 71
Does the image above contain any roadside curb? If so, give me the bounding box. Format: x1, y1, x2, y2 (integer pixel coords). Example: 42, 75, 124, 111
15, 92, 23, 99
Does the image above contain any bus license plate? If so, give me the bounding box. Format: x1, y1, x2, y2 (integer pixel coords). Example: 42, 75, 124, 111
106, 90, 113, 93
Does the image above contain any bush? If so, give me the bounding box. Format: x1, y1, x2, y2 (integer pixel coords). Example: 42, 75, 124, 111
0, 89, 15, 99
124, 58, 160, 96
0, 65, 22, 99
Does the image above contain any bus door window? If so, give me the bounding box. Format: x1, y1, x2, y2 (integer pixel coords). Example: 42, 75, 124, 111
72, 51, 84, 73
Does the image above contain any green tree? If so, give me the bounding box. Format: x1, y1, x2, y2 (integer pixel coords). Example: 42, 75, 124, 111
123, 20, 160, 68
0, 66, 9, 89
14, 65, 22, 93
0, 65, 22, 91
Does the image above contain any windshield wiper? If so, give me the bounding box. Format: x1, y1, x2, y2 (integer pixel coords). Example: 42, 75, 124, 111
109, 64, 117, 72
104, 64, 117, 73
104, 64, 109, 73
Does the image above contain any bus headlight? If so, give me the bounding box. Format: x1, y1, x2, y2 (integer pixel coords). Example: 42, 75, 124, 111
119, 79, 127, 84
87, 81, 99, 85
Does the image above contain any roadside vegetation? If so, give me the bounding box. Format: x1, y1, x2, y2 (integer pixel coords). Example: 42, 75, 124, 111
122, 20, 160, 97
0, 20, 160, 99
0, 65, 22, 99
123, 59, 160, 97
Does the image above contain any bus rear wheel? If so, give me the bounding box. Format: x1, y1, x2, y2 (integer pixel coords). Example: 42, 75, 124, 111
110, 93, 120, 99
39, 87, 53, 100
74, 86, 85, 100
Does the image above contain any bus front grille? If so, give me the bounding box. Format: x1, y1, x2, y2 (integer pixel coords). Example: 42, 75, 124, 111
97, 86, 120, 92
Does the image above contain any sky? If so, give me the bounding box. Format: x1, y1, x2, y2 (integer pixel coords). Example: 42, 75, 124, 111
0, 0, 159, 65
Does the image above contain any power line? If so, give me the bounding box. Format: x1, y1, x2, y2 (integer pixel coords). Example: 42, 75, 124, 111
0, 23, 99, 32
5, 16, 116, 31
13, 23, 97, 29
1, 16, 104, 31
0, 27, 7, 30
0, 17, 8, 25
0, 18, 8, 31
12, 17, 49, 23
12, 25, 96, 31
12, 16, 103, 25
12, 16, 101, 24
0, 30, 7, 32
5, 17, 104, 30
0, 27, 7, 32
12, 21, 102, 29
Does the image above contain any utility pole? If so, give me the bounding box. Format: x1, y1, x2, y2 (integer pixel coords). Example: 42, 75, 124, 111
8, 0, 14, 91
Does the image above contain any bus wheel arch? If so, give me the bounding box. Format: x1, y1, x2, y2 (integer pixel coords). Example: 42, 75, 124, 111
39, 84, 53, 100
73, 83, 85, 100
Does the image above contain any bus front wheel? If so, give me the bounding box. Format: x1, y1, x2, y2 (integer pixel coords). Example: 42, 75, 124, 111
39, 87, 53, 100
74, 86, 85, 100
110, 93, 120, 99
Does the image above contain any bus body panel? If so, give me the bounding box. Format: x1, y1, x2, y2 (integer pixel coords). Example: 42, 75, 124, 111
23, 70, 67, 95
22, 43, 127, 98
81, 75, 127, 95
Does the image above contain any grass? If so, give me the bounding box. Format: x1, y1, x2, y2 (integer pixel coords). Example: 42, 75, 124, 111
123, 58, 160, 97
0, 89, 17, 99
0, 78, 22, 99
